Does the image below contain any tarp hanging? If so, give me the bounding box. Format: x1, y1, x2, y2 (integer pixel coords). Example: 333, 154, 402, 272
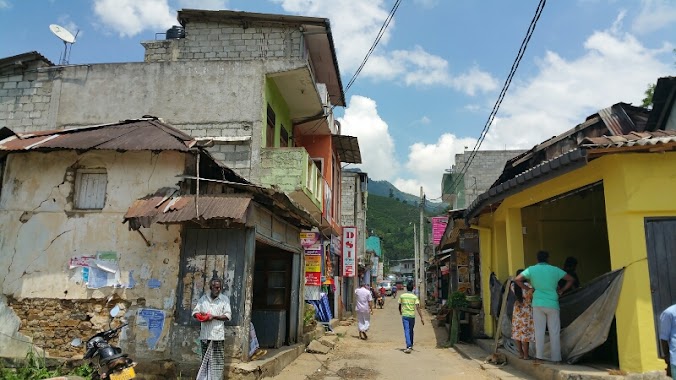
499, 268, 624, 363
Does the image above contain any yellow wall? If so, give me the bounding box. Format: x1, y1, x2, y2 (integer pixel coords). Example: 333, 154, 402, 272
474, 151, 676, 373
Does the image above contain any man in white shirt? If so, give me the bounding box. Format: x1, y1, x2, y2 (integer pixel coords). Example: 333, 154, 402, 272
193, 278, 232, 379
354, 283, 373, 340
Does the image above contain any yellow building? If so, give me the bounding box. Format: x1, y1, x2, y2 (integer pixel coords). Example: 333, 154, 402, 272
466, 77, 676, 374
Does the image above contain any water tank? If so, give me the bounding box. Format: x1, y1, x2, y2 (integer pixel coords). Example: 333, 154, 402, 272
166, 25, 185, 39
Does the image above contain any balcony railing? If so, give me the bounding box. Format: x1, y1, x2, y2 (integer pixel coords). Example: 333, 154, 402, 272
260, 147, 323, 213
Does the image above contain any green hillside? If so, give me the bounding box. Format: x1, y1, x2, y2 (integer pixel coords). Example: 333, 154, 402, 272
366, 194, 439, 266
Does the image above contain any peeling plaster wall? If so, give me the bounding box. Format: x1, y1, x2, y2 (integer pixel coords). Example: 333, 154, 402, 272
0, 150, 184, 360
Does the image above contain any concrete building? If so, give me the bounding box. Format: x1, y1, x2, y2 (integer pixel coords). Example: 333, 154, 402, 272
339, 170, 368, 316
0, 119, 315, 376
442, 150, 525, 209
0, 9, 361, 374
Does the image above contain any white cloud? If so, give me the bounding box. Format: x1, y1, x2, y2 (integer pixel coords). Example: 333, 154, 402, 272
92, 0, 176, 37
632, 0, 676, 34
0, 0, 10, 10
396, 134, 477, 199
337, 95, 399, 180
275, 0, 496, 94
480, 27, 674, 151
177, 0, 228, 10
419, 116, 431, 124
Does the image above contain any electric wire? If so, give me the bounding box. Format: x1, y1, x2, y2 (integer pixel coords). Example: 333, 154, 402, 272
447, 0, 547, 198
300, 0, 403, 137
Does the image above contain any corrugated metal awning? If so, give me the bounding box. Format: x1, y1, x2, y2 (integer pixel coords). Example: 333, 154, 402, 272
332, 135, 362, 164
124, 194, 252, 230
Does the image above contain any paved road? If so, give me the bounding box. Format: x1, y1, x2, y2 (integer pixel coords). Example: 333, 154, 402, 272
272, 294, 496, 380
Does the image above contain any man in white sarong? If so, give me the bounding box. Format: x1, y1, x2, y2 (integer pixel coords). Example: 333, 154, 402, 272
354, 283, 373, 340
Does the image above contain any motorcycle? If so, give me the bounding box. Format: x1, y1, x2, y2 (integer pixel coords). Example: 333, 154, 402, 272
71, 305, 136, 380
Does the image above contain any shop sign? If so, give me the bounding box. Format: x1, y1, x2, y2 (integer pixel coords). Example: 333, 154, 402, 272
342, 227, 357, 277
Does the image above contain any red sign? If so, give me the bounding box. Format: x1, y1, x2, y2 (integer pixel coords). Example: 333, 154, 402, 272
432, 217, 448, 245
305, 272, 321, 286
342, 227, 357, 277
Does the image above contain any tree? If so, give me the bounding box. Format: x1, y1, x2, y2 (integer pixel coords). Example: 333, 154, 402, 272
641, 83, 656, 108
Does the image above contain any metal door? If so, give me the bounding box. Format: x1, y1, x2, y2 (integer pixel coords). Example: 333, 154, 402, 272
176, 228, 246, 326
645, 218, 676, 349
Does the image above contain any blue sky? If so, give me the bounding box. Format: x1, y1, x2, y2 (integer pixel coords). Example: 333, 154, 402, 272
2, 0, 675, 198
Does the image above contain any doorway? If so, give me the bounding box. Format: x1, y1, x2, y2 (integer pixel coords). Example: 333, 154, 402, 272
252, 243, 297, 348
645, 218, 676, 353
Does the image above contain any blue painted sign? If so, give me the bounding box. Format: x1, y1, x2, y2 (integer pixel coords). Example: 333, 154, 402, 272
137, 308, 165, 350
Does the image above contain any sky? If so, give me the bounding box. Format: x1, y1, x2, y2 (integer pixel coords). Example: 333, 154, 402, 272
2, 0, 676, 199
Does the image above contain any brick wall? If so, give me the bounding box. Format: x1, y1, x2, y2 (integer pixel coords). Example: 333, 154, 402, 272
143, 21, 304, 62
453, 150, 526, 208
0, 62, 54, 132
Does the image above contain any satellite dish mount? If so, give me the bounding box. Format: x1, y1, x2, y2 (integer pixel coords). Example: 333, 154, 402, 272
49, 24, 78, 65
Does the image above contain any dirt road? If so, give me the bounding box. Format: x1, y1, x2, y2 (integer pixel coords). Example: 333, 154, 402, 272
271, 294, 496, 380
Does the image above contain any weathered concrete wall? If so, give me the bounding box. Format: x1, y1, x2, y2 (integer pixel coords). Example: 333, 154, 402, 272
0, 150, 184, 360
0, 61, 57, 131
142, 21, 304, 62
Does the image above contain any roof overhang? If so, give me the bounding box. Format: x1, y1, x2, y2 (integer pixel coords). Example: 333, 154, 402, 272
332, 135, 362, 164
124, 194, 252, 230
267, 67, 323, 121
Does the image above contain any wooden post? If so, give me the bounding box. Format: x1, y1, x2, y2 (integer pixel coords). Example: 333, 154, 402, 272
493, 277, 512, 353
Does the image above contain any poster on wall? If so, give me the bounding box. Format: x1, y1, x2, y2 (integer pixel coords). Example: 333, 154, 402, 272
136, 308, 165, 350
304, 254, 322, 286
342, 227, 357, 277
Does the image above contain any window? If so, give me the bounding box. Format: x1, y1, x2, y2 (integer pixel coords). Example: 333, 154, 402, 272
266, 105, 276, 148
74, 169, 107, 210
279, 124, 289, 147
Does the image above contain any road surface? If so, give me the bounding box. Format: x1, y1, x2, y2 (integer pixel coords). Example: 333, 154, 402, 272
272, 294, 497, 380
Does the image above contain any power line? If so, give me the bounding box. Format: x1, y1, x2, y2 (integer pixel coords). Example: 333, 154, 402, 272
301, 0, 403, 136
448, 0, 547, 198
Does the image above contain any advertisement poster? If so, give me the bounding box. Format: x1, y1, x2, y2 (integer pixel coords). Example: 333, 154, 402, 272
431, 217, 448, 245
305, 272, 321, 286
305, 254, 321, 272
342, 227, 357, 277
301, 231, 322, 288
136, 308, 165, 350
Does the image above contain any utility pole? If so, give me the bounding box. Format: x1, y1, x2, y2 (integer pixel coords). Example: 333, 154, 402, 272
419, 186, 426, 305
413, 223, 418, 293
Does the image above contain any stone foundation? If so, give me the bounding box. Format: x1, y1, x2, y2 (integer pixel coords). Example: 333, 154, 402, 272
7, 297, 130, 358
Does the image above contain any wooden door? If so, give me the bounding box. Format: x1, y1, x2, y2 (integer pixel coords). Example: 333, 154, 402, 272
645, 218, 676, 350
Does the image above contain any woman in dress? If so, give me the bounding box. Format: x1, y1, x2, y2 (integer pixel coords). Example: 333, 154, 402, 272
511, 269, 534, 360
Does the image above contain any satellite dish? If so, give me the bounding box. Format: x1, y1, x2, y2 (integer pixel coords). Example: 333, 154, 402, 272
49, 24, 76, 43
49, 24, 78, 65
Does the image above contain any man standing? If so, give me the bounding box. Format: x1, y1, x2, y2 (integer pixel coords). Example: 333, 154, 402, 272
659, 304, 676, 378
515, 250, 574, 363
399, 282, 425, 353
355, 282, 373, 339
193, 278, 232, 380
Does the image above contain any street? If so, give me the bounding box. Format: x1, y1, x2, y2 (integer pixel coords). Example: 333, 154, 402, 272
272, 295, 495, 380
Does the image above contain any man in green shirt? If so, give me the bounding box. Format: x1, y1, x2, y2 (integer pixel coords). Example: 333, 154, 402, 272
515, 250, 574, 363
399, 282, 425, 353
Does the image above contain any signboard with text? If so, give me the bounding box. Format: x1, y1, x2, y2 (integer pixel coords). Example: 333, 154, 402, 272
342, 227, 357, 277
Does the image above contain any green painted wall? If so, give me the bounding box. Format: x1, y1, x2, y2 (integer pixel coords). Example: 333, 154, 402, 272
264, 80, 293, 147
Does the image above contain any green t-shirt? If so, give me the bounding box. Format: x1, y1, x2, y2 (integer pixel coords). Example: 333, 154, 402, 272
521, 263, 567, 309
399, 292, 419, 318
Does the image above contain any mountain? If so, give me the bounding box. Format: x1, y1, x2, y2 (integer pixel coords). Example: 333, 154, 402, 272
365, 193, 446, 265
367, 178, 448, 214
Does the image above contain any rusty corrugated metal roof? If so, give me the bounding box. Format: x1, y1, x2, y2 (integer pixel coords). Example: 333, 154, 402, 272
582, 130, 676, 149
0, 118, 195, 152
124, 194, 252, 230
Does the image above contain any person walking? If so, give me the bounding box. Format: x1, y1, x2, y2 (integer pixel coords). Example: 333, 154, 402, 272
515, 250, 574, 363
193, 278, 232, 380
659, 303, 676, 378
511, 269, 534, 360
355, 282, 373, 339
399, 282, 425, 353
